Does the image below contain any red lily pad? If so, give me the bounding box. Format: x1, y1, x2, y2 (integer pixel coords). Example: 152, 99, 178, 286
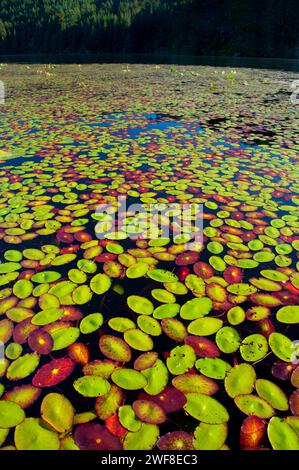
175, 251, 199, 266
272, 362, 295, 381
290, 390, 299, 416
74, 423, 122, 450
184, 336, 221, 357
28, 329, 53, 354
32, 358, 75, 387
139, 386, 186, 413
13, 318, 39, 344
134, 352, 159, 371
133, 399, 166, 424
157, 431, 194, 450
240, 416, 266, 450
193, 262, 214, 279
68, 343, 89, 365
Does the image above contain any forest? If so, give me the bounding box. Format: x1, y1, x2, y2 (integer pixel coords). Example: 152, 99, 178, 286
0, 0, 299, 58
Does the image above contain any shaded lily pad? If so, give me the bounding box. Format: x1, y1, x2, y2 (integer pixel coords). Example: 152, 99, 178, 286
157, 431, 194, 450
240, 416, 266, 450
74, 423, 121, 450
3, 384, 41, 409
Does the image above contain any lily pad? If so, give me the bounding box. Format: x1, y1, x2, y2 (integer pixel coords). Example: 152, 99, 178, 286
6, 353, 40, 381
73, 375, 110, 397
269, 332, 293, 362
90, 273, 111, 295
224, 364, 256, 398
133, 400, 166, 424
118, 405, 142, 432
184, 393, 229, 424
127, 295, 154, 315
111, 368, 148, 390
268, 417, 299, 450
41, 393, 74, 433
166, 345, 196, 375
173, 372, 218, 395
216, 327, 241, 353
32, 358, 75, 387
240, 334, 269, 362
99, 335, 132, 362
123, 423, 159, 450
235, 394, 275, 418
95, 385, 124, 420
147, 269, 178, 283
80, 313, 103, 334
141, 359, 168, 395
255, 379, 288, 411
15, 418, 60, 450
193, 423, 227, 450
0, 400, 25, 428
180, 297, 212, 320
157, 431, 194, 450
124, 329, 153, 351
196, 357, 231, 380
276, 305, 299, 324
187, 317, 223, 336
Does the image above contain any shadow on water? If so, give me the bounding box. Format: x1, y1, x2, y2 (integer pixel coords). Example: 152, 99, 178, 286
1, 53, 299, 71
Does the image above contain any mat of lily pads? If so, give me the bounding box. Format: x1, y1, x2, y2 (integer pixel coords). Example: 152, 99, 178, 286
0, 64, 299, 451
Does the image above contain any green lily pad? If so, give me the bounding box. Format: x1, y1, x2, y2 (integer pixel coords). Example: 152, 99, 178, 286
227, 283, 257, 295
227, 306, 246, 325
0, 262, 21, 274
268, 417, 299, 450
276, 306, 299, 324
124, 329, 153, 351
216, 327, 241, 353
126, 262, 149, 279
151, 289, 176, 304
225, 364, 256, 398
5, 342, 22, 360
194, 423, 227, 450
41, 393, 74, 433
153, 303, 180, 319
15, 418, 60, 450
255, 379, 288, 411
172, 372, 218, 395
31, 308, 63, 326
184, 393, 229, 424
184, 274, 205, 296
90, 273, 111, 295
147, 269, 178, 283
13, 279, 33, 299
127, 296, 154, 315
80, 313, 103, 334
6, 353, 40, 381
161, 318, 187, 342
119, 405, 142, 432
240, 334, 269, 362
196, 358, 231, 380
123, 423, 159, 450
51, 327, 80, 351
166, 345, 196, 375
108, 317, 136, 332
141, 359, 169, 395
72, 285, 93, 305
73, 376, 110, 397
0, 400, 25, 428
269, 333, 293, 362
137, 315, 162, 336
31, 271, 61, 283
180, 297, 212, 320
188, 318, 223, 336
111, 368, 148, 390
235, 395, 275, 418
51, 254, 77, 266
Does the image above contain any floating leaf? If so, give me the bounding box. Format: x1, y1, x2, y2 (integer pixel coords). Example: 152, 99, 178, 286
255, 379, 288, 411
196, 358, 231, 380
90, 273, 111, 295
111, 368, 147, 390
95, 385, 124, 420
184, 393, 229, 424
187, 317, 223, 336
6, 353, 40, 381
180, 297, 212, 320
194, 423, 227, 450
123, 423, 159, 450
127, 295, 154, 315
166, 344, 196, 375
240, 334, 268, 362
224, 364, 256, 398
118, 405, 142, 432
268, 417, 299, 450
173, 372, 218, 395
141, 359, 168, 395
240, 416, 266, 450
73, 376, 110, 397
147, 269, 178, 283
124, 329, 153, 351
99, 335, 132, 362
51, 326, 80, 351
74, 423, 121, 450
15, 418, 60, 450
235, 395, 275, 419
3, 385, 40, 409
133, 400, 166, 424
80, 313, 103, 334
157, 431, 194, 450
32, 358, 75, 387
41, 393, 74, 433
216, 327, 241, 353
269, 333, 293, 362
276, 305, 299, 324
0, 400, 25, 428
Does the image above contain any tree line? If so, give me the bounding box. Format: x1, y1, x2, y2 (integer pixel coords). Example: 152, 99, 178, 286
0, 0, 298, 58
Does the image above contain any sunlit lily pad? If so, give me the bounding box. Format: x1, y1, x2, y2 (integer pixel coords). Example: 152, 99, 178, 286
15, 418, 60, 450
240, 334, 269, 362
111, 368, 148, 390
187, 317, 223, 336
133, 400, 166, 424
95, 385, 124, 420
90, 273, 111, 295
127, 295, 154, 315
180, 297, 212, 320
268, 417, 299, 450
3, 384, 40, 409
41, 393, 74, 433
51, 326, 80, 351
166, 345, 196, 375
0, 400, 25, 428
118, 405, 142, 432
193, 422, 227, 450
73, 375, 110, 397
123, 423, 159, 450
196, 357, 231, 380
276, 305, 299, 324
184, 393, 229, 424
225, 364, 256, 398
6, 353, 40, 381
173, 372, 218, 395
80, 313, 103, 334
31, 271, 61, 283
255, 379, 288, 411
269, 332, 293, 362
124, 329, 153, 351
216, 327, 241, 353
235, 394, 275, 418
141, 359, 168, 395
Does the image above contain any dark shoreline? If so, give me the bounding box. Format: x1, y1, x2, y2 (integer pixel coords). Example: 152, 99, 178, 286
1, 53, 299, 71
